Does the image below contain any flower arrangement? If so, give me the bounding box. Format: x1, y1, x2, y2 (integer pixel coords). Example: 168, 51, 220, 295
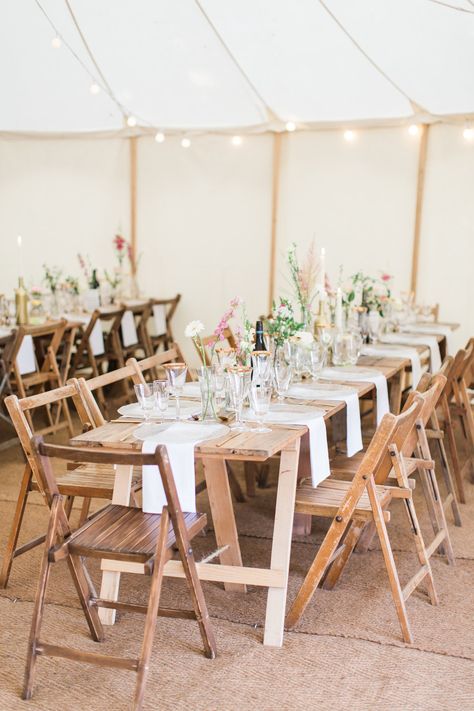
104, 268, 122, 290
29, 285, 45, 299
64, 276, 80, 295
113, 233, 133, 267
286, 242, 320, 325
265, 298, 303, 347
77, 254, 100, 289
345, 271, 391, 316
42, 264, 63, 293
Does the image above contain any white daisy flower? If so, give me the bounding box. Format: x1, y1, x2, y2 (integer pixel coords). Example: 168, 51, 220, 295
185, 320, 204, 338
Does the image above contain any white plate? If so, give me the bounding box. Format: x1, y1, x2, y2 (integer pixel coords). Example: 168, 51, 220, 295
243, 403, 326, 424
320, 366, 383, 380
118, 402, 201, 420
287, 383, 356, 399
182, 382, 202, 398
132, 421, 229, 443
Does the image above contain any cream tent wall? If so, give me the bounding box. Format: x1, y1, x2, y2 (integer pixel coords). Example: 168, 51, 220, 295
1, 0, 473, 359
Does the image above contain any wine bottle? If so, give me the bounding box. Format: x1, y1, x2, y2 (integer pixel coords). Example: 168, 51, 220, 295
90, 268, 100, 290
254, 320, 266, 351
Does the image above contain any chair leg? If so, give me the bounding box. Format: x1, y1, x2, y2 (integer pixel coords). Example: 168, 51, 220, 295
78, 497, 92, 526
68, 554, 104, 643
133, 508, 170, 711
355, 520, 377, 554
0, 464, 32, 588
442, 399, 465, 503
434, 431, 462, 526
366, 478, 414, 644
23, 496, 61, 700
226, 462, 245, 503
244, 462, 256, 497
323, 518, 366, 590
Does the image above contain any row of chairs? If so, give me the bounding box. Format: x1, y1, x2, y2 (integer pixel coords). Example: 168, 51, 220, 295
1, 339, 473, 709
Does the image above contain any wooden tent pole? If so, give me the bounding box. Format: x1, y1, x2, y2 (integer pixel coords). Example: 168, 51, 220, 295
268, 132, 282, 314
410, 124, 430, 298
129, 136, 138, 276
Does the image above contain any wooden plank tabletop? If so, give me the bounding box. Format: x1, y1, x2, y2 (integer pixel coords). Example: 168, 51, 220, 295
70, 419, 306, 462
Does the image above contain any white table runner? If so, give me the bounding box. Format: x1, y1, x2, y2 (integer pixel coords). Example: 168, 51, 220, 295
361, 344, 422, 387
400, 323, 453, 355
243, 404, 330, 486
139, 422, 227, 513
381, 333, 441, 373
319, 366, 390, 425
121, 310, 138, 347
287, 384, 363, 457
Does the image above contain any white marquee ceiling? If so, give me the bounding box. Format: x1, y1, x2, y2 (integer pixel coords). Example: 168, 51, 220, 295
2, 0, 474, 135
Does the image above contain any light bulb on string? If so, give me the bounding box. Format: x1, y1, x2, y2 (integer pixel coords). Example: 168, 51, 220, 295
408, 124, 419, 136
90, 82, 100, 95
51, 36, 61, 49
127, 115, 137, 128
181, 137, 191, 148
154, 131, 165, 143
344, 129, 355, 142
285, 121, 296, 132
463, 127, 474, 141
231, 135, 242, 146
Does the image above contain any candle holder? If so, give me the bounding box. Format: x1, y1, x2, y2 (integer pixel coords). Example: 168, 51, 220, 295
15, 277, 29, 325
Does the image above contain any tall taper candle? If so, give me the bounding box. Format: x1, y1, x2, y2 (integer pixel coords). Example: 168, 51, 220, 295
17, 235, 24, 277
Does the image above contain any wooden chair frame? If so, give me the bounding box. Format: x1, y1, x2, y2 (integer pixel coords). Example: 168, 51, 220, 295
120, 300, 154, 360
285, 396, 442, 643
23, 437, 216, 711
70, 307, 126, 389
148, 295, 181, 352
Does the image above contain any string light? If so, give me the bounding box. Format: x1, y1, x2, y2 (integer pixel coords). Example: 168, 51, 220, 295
408, 124, 420, 136
344, 129, 356, 142
126, 115, 137, 127
231, 135, 242, 146
463, 127, 474, 141
154, 131, 165, 143
181, 137, 191, 148
285, 121, 296, 132
51, 36, 61, 49
89, 82, 100, 95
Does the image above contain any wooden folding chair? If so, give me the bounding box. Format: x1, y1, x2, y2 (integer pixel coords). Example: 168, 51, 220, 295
1, 320, 72, 436
448, 342, 474, 489
0, 383, 142, 588
120, 300, 154, 361
285, 396, 442, 644
70, 306, 126, 383
197, 327, 238, 366
22, 437, 216, 710
148, 295, 181, 352
126, 343, 191, 383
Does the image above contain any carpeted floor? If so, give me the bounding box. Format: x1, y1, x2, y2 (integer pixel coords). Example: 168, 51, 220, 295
0, 437, 473, 710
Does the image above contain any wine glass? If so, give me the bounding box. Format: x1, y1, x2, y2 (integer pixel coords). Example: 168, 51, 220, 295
308, 342, 325, 381
134, 383, 156, 425
291, 342, 309, 381
163, 363, 187, 420
153, 379, 169, 415
249, 384, 272, 433
226, 366, 252, 431
216, 347, 237, 370
251, 350, 272, 385
348, 330, 363, 365
273, 358, 292, 400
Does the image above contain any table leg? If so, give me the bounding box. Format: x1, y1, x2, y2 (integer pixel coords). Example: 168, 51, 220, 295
202, 457, 246, 593
98, 464, 134, 625
390, 370, 403, 414
264, 438, 300, 647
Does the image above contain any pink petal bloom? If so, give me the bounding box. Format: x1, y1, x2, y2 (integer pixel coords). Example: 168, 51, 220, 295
381, 273, 392, 282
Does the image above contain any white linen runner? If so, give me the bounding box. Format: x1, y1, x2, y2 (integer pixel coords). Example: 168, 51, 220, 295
360, 344, 422, 387
400, 323, 453, 355
287, 385, 363, 457
381, 333, 441, 372
319, 367, 389, 426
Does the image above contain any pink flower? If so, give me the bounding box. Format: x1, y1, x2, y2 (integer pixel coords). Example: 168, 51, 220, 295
381, 273, 392, 282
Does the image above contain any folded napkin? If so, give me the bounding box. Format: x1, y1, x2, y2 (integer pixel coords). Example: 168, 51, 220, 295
319, 367, 389, 426
360, 344, 422, 387
17, 335, 36, 375
121, 310, 138, 347
381, 333, 441, 373
400, 323, 453, 355
140, 422, 225, 513
243, 404, 330, 486
287, 384, 363, 457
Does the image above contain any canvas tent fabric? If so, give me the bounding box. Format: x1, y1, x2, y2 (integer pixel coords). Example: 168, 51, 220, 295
2, 0, 474, 136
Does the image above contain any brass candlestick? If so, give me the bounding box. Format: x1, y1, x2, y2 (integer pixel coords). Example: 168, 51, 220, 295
15, 277, 29, 325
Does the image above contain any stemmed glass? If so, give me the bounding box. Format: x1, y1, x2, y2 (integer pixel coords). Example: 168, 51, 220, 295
153, 379, 170, 415
226, 366, 252, 431
163, 363, 187, 420
290, 342, 309, 381
249, 383, 272, 432
134, 383, 156, 431
308, 342, 325, 381
273, 357, 292, 400
251, 350, 272, 385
